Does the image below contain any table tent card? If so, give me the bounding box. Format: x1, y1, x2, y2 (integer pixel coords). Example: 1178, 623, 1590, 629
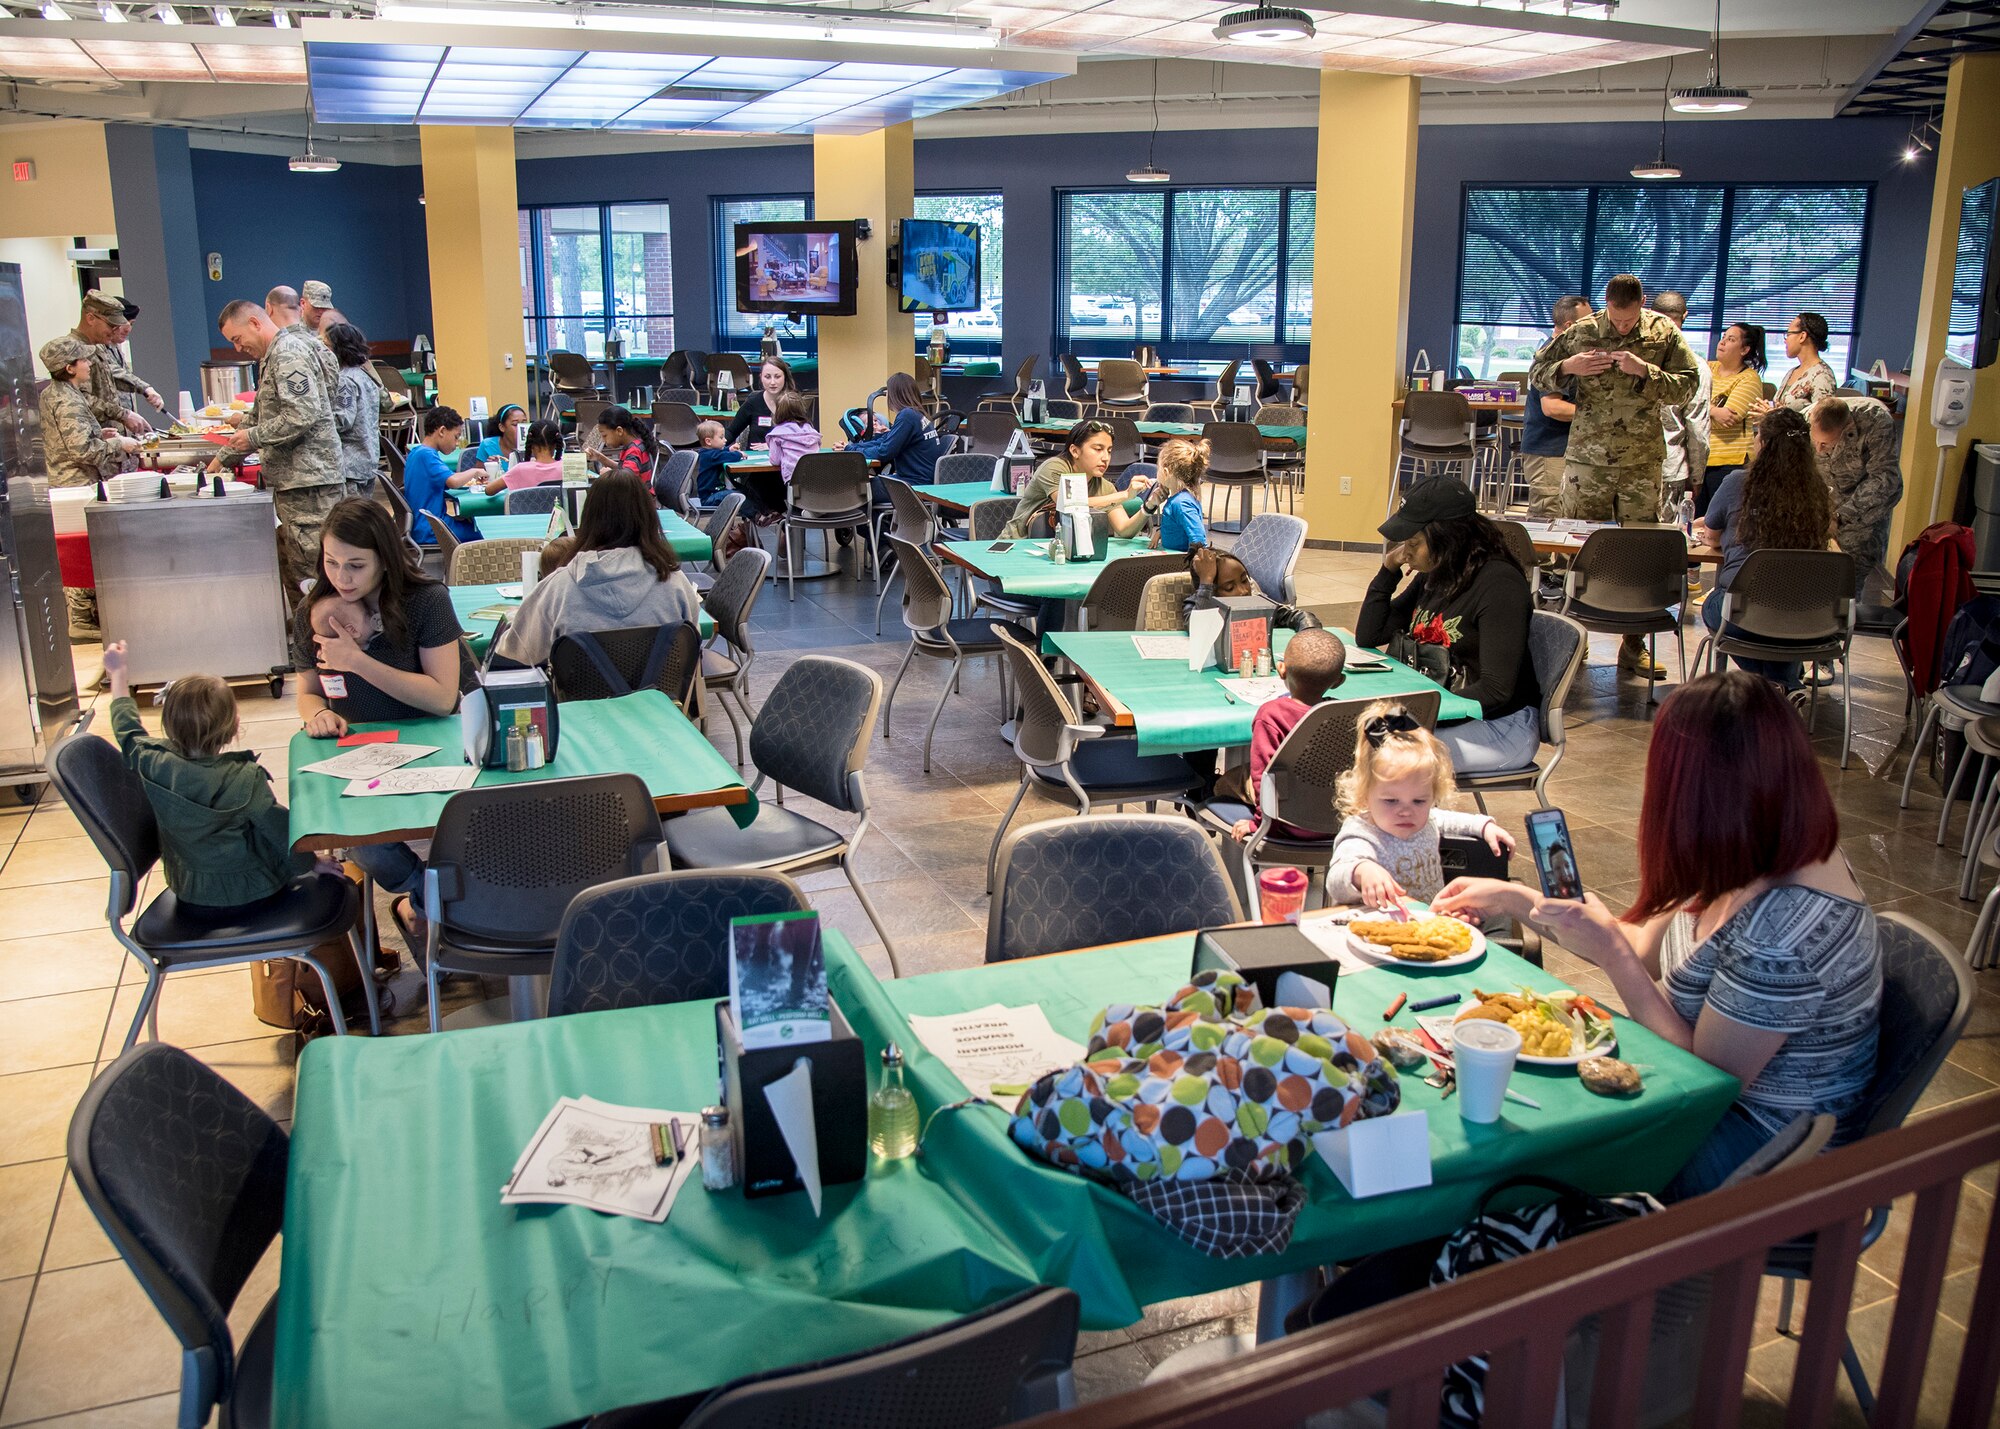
729, 910, 831, 1051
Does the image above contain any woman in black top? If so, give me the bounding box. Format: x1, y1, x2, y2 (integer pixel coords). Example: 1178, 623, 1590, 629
725, 358, 798, 449
294, 497, 473, 946
1357, 477, 1541, 774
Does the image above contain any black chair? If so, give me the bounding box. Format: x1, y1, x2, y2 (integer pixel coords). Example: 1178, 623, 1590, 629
988, 814, 1241, 962
1059, 353, 1092, 411
69, 1043, 287, 1429
882, 533, 1022, 772
551, 622, 703, 711
1141, 403, 1197, 424
504, 484, 563, 517
779, 452, 877, 603
420, 774, 665, 1031
547, 351, 602, 412
1560, 526, 1690, 696
1763, 912, 1974, 1415
1101, 416, 1143, 470
50, 719, 377, 1051
1077, 551, 1187, 632
661, 656, 900, 973
548, 869, 809, 1018
976, 354, 1039, 414
651, 400, 701, 450
964, 411, 1021, 458
586, 1286, 1079, 1428
701, 545, 773, 765
1200, 421, 1264, 535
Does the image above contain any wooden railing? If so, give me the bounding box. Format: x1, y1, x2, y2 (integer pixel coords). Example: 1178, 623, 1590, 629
1031, 1092, 2000, 1429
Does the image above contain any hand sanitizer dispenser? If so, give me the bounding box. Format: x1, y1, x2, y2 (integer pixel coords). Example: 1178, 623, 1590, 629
1928, 357, 1978, 523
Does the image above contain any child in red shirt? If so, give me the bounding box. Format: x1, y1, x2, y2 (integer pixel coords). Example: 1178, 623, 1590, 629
1229, 626, 1348, 840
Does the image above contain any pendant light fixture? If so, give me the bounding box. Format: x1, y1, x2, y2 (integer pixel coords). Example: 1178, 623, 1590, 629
1213, 5, 1314, 44
288, 104, 340, 173
1632, 59, 1682, 178
1126, 59, 1171, 184
1673, 0, 1750, 113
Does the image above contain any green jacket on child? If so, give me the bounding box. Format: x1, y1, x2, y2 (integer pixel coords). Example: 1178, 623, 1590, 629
110, 695, 312, 908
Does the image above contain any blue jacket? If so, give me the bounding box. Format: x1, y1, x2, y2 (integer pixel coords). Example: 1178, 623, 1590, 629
850, 406, 947, 484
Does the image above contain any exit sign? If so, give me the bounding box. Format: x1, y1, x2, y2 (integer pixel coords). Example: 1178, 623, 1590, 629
11, 161, 34, 182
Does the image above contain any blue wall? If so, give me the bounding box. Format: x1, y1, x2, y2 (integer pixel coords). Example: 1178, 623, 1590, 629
106, 124, 211, 398
187, 148, 432, 351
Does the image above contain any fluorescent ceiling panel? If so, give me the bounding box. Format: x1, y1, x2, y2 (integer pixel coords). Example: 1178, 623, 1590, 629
192, 40, 305, 79
0, 35, 109, 77
81, 38, 212, 77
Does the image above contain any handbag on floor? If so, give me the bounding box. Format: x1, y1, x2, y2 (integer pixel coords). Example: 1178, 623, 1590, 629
249, 863, 393, 1039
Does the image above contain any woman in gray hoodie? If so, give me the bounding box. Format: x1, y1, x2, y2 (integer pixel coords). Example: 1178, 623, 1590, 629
496, 472, 703, 665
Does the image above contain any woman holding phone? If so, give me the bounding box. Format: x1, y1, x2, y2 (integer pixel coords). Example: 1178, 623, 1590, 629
1435, 671, 1880, 1199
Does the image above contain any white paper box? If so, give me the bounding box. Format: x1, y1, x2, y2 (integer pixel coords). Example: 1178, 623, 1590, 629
1313, 1111, 1433, 1199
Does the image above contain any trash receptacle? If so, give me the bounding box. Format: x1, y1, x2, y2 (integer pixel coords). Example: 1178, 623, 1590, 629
1970, 443, 2000, 569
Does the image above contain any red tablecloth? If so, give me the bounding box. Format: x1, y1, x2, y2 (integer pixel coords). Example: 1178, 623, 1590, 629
57, 482, 263, 588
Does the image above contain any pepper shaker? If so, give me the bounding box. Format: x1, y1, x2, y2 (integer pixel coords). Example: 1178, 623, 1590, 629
699, 1106, 736, 1190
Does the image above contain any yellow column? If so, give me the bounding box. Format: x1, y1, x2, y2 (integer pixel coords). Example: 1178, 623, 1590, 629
813, 125, 915, 428
419, 126, 529, 417
1893, 53, 2000, 545
1303, 72, 1421, 544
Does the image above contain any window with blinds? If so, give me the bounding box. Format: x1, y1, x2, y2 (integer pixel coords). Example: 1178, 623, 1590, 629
1456, 183, 1872, 379
1056, 186, 1314, 359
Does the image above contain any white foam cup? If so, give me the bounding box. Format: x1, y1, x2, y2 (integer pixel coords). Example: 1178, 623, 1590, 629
1451, 1019, 1522, 1125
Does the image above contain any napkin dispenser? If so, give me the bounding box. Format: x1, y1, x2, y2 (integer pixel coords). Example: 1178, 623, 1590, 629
1193, 923, 1339, 1010
1057, 508, 1111, 563
716, 997, 867, 1199
1209, 595, 1277, 671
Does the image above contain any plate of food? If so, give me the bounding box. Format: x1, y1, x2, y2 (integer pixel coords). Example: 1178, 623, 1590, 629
1339, 911, 1486, 968
1428, 986, 1617, 1066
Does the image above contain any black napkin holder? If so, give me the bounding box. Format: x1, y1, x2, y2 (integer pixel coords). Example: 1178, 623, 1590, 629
715, 996, 868, 1200
1193, 923, 1339, 1010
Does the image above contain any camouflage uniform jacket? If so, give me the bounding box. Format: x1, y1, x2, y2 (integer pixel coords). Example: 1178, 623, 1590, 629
67, 326, 126, 426
284, 322, 339, 387
93, 342, 156, 403
1528, 309, 1700, 469
247, 328, 343, 493
1822, 395, 1903, 531
40, 379, 124, 487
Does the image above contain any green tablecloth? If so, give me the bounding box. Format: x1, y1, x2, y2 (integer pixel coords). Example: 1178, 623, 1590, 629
1044, 628, 1484, 754
449, 584, 713, 660
1026, 420, 1306, 452
944, 535, 1152, 600
472, 510, 713, 561
835, 933, 1738, 1327
285, 690, 746, 848
274, 930, 1041, 1429
913, 481, 1007, 513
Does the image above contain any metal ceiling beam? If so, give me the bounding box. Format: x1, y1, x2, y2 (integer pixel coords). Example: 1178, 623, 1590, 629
1839, 0, 1948, 111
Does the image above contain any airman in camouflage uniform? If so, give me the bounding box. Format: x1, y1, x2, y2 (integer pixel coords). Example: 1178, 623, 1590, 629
1811, 395, 1903, 601
217, 299, 345, 597
38, 335, 142, 635
1529, 276, 1700, 674
70, 291, 150, 440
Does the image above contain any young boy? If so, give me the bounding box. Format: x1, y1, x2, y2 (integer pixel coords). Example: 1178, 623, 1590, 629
1227, 626, 1348, 840
403, 405, 480, 544
690, 419, 743, 504
103, 641, 333, 908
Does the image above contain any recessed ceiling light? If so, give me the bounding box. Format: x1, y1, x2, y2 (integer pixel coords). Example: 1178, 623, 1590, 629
152, 4, 181, 20
271, 8, 290, 25
210, 5, 233, 22
39, 2, 67, 18
1213, 6, 1315, 43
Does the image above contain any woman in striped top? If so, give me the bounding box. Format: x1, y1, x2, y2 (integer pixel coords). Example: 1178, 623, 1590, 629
1701, 321, 1767, 518
1436, 671, 1881, 1199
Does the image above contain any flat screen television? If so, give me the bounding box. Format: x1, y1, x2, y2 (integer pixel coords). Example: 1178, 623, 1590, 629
1950, 177, 1998, 370
735, 220, 859, 317
897, 218, 982, 314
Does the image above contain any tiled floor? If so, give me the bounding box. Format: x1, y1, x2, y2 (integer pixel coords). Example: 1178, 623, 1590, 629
0, 535, 1993, 1426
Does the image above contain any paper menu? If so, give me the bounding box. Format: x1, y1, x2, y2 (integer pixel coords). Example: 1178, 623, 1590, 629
1216, 677, 1292, 706
501, 1097, 699, 1222
904, 1003, 1086, 1108
1130, 634, 1190, 661
296, 743, 437, 779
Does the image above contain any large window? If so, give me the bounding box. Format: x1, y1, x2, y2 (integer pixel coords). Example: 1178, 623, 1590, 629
714, 195, 811, 354
1455, 183, 1871, 379
913, 191, 1003, 356
518, 203, 674, 361
1055, 186, 1314, 361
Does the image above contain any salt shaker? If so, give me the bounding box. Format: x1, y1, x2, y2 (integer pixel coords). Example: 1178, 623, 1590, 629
699, 1106, 735, 1190
1255, 647, 1272, 677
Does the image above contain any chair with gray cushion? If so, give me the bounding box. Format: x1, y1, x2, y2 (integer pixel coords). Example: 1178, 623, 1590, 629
68, 1042, 287, 1429
503, 483, 563, 517
1560, 526, 1689, 696
663, 656, 901, 973
1136, 571, 1194, 631
50, 721, 376, 1051
548, 870, 809, 1018
689, 490, 745, 593
779, 452, 877, 603
989, 814, 1241, 962
1232, 512, 1307, 605
1141, 403, 1196, 425
882, 535, 1022, 771
988, 625, 1205, 892
1200, 421, 1265, 535
1078, 551, 1187, 632
701, 545, 772, 765
420, 774, 665, 1031
654, 447, 699, 515
587, 1285, 1079, 1429
1458, 611, 1588, 810
571, 397, 610, 438
964, 412, 1021, 458
551, 622, 702, 711
1094, 359, 1149, 415
1694, 548, 1858, 766
1763, 912, 1974, 1416
933, 450, 1002, 497
449, 537, 544, 587
651, 400, 701, 450
1396, 390, 1477, 507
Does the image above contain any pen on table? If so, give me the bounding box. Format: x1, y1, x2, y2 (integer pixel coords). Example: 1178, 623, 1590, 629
1217, 684, 1238, 704
1382, 992, 1407, 1022
1409, 992, 1461, 1014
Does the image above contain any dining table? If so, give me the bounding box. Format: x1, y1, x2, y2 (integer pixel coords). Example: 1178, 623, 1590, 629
934, 535, 1155, 603
1023, 419, 1307, 453
447, 583, 713, 661
912, 480, 1009, 515
270, 925, 1737, 1427
467, 507, 714, 562
1043, 627, 1484, 755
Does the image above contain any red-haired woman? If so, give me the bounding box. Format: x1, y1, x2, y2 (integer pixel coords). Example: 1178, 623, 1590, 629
1435, 671, 1881, 1199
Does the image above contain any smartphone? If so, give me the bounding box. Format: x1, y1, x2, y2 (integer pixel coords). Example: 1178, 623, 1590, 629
988, 540, 1016, 554
1524, 808, 1584, 900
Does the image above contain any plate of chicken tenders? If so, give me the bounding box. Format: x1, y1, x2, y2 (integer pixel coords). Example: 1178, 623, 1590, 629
1330, 908, 1487, 969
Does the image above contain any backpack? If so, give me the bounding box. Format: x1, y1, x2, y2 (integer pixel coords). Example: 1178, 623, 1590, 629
1939, 594, 2000, 691
1896, 522, 1976, 695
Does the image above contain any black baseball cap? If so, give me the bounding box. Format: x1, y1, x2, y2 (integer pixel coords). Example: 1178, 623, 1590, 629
1379, 476, 1476, 542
